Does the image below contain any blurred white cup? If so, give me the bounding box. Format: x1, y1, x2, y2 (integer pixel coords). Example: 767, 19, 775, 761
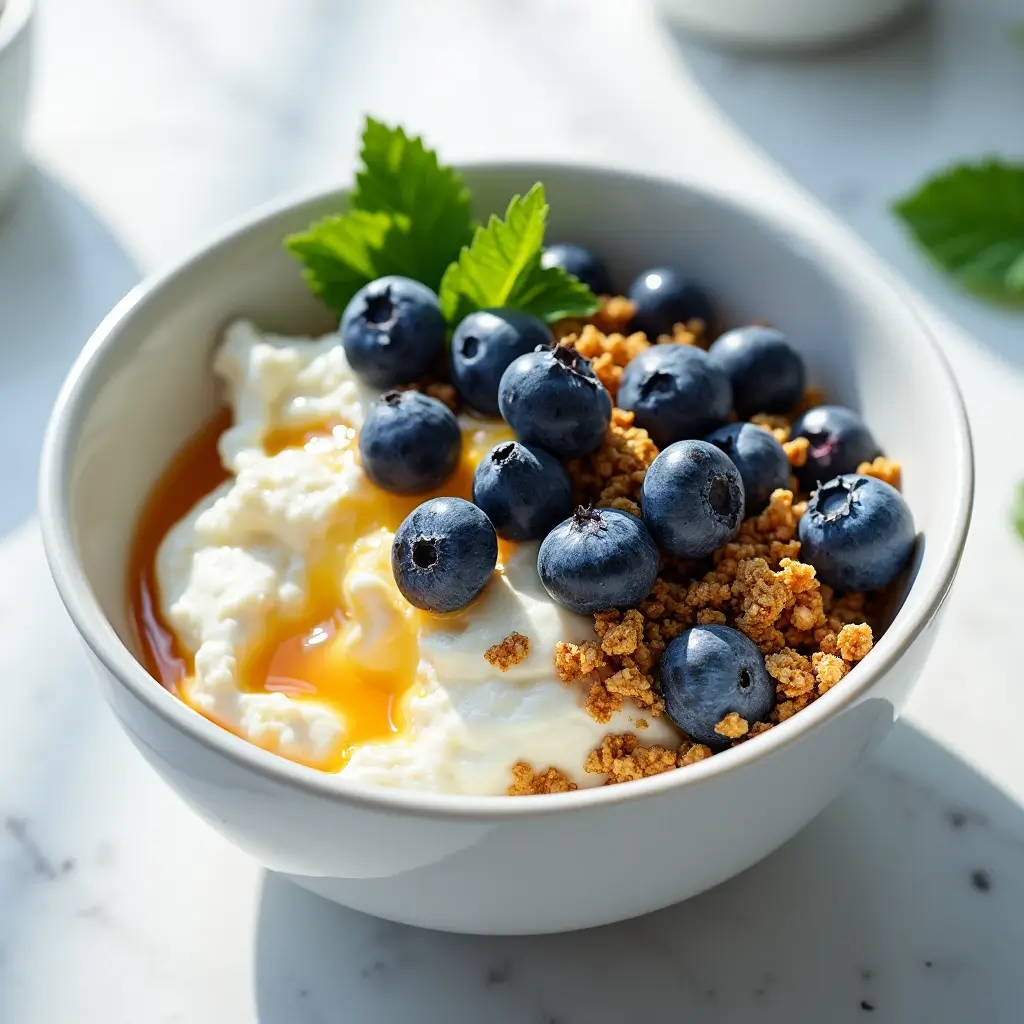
658, 0, 921, 51
0, 0, 33, 215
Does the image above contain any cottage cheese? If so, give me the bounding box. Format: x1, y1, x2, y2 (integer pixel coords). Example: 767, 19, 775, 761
156, 321, 677, 794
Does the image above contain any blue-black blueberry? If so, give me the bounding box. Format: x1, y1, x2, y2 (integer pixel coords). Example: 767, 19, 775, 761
498, 345, 612, 459
627, 267, 714, 338
541, 243, 612, 295
641, 439, 745, 558
358, 390, 461, 495
707, 325, 806, 418
706, 422, 791, 516
790, 405, 880, 492
450, 309, 553, 416
537, 507, 659, 615
798, 474, 915, 592
617, 344, 732, 448
472, 441, 573, 542
391, 497, 498, 613
340, 275, 446, 388
659, 624, 775, 748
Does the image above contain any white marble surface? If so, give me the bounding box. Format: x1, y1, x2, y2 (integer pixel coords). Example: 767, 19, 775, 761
2, 0, 1023, 1020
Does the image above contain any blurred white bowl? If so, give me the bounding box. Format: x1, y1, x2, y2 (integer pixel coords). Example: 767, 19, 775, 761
0, 0, 32, 214
658, 0, 921, 51
40, 164, 972, 934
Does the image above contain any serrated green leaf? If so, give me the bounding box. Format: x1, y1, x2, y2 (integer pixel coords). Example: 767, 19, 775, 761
351, 118, 475, 290
439, 184, 599, 324
507, 256, 602, 322
1013, 481, 1024, 542
284, 209, 420, 313
893, 160, 1024, 303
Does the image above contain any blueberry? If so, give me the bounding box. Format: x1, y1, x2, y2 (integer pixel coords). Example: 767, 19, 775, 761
617, 345, 732, 448
707, 326, 806, 418
450, 309, 553, 416
391, 497, 498, 613
790, 405, 881, 491
472, 441, 573, 541
660, 625, 774, 749
537, 507, 659, 615
358, 390, 461, 495
641, 440, 745, 558
541, 243, 612, 295
498, 345, 612, 459
798, 474, 915, 592
340, 276, 446, 388
628, 267, 714, 338
706, 422, 790, 516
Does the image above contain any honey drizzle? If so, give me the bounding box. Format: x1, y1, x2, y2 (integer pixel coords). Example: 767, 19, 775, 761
127, 408, 515, 772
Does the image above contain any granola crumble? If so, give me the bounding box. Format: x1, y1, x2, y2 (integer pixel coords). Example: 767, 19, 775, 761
584, 733, 680, 783
553, 294, 638, 341
811, 652, 847, 693
655, 320, 704, 346
508, 763, 578, 796
714, 712, 750, 739
836, 622, 873, 662
678, 741, 714, 765
783, 436, 809, 468
856, 456, 902, 490
567, 408, 659, 511
484, 631, 530, 671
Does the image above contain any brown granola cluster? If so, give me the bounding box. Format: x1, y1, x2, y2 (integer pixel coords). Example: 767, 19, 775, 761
565, 408, 659, 516
484, 631, 530, 671
856, 456, 902, 490
580, 732, 715, 786
508, 763, 577, 795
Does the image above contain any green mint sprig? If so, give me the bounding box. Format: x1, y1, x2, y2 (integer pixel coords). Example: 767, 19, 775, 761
284, 210, 396, 313
439, 184, 598, 325
285, 117, 597, 324
350, 118, 475, 291
893, 160, 1024, 304
286, 120, 472, 312
1013, 482, 1024, 542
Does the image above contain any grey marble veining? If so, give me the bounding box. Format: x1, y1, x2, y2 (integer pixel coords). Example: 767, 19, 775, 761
251, 729, 1024, 1023
2, 0, 1023, 1021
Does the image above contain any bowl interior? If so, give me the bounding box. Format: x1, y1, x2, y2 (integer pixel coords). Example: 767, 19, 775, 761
54, 164, 968, 754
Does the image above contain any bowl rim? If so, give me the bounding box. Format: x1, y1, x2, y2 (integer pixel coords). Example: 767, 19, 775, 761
38, 160, 974, 821
0, 0, 34, 55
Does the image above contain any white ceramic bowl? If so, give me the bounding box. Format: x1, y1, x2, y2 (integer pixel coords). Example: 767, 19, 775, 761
0, 0, 33, 214
39, 164, 972, 934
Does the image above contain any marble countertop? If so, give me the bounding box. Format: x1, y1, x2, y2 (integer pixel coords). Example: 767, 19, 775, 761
2, 1, 1023, 1020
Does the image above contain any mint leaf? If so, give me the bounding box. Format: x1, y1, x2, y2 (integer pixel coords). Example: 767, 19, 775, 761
286, 118, 475, 312
439, 183, 599, 324
893, 161, 1024, 303
284, 210, 404, 312
1014, 482, 1024, 542
351, 118, 475, 291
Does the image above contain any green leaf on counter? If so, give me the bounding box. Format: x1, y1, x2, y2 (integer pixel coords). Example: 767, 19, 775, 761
1013, 481, 1024, 542
893, 160, 1024, 303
